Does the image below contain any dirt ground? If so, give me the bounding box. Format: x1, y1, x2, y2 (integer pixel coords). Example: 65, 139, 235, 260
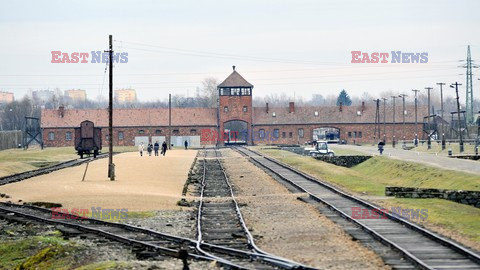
220, 148, 389, 270
0, 150, 197, 211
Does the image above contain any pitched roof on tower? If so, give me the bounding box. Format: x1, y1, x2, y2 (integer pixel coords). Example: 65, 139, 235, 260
218, 66, 253, 88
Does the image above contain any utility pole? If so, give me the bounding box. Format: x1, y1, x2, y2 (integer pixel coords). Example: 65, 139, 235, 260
451, 82, 464, 153
391, 96, 398, 147
107, 35, 115, 181
399, 94, 408, 146
168, 93, 172, 150
382, 97, 387, 143
437, 82, 446, 149
373, 99, 380, 143
412, 89, 420, 146
425, 87, 433, 149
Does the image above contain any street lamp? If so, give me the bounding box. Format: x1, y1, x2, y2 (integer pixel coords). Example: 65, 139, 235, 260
412, 89, 420, 147
391, 96, 398, 148
399, 94, 408, 147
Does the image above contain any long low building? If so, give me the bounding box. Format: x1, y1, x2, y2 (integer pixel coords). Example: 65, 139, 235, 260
41, 67, 427, 147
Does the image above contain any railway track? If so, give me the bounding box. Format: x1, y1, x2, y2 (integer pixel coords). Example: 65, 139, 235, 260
0, 148, 309, 269
0, 201, 308, 269
196, 148, 312, 269
0, 154, 108, 186
234, 146, 480, 270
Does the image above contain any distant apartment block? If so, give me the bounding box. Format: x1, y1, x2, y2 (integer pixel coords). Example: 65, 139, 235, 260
114, 88, 137, 103
0, 91, 14, 104
65, 89, 87, 103
32, 90, 55, 105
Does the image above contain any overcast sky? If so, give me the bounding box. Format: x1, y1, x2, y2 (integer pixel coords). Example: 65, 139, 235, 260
0, 0, 479, 103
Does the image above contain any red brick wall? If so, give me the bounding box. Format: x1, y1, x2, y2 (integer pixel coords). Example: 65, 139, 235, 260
252, 123, 423, 145
219, 95, 253, 145
43, 126, 218, 148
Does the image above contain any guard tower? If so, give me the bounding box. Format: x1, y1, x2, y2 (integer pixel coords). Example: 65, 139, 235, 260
217, 66, 253, 145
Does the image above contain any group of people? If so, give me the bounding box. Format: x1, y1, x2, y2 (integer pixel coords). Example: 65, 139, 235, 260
137, 140, 189, 157
138, 141, 167, 157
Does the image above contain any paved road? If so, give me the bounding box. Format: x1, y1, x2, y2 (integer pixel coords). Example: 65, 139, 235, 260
333, 145, 480, 175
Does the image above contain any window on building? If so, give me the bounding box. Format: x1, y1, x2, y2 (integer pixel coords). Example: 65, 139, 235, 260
289, 132, 293, 138
348, 132, 352, 138
118, 131, 124, 140
298, 128, 304, 138
48, 132, 55, 141
106, 134, 109, 140
358, 131, 362, 138
282, 132, 286, 138
273, 129, 279, 138
241, 88, 251, 95
243, 106, 248, 112
353, 131, 357, 138
139, 130, 145, 134
272, 112, 276, 117
259, 129, 265, 139
224, 106, 228, 112
190, 129, 197, 135
65, 132, 72, 141
155, 130, 161, 135
231, 88, 240, 95
173, 129, 179, 135
220, 88, 230, 96
314, 111, 319, 116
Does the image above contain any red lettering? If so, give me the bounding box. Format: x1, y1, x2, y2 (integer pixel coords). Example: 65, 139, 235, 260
361, 53, 370, 63
79, 53, 89, 63
51, 51, 62, 63
351, 51, 361, 63
379, 53, 389, 63
79, 209, 89, 219
361, 208, 371, 219
71, 52, 79, 63
370, 52, 379, 63
370, 209, 379, 219
61, 53, 70, 63
351, 207, 361, 219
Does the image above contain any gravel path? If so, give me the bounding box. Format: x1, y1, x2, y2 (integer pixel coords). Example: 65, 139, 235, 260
0, 150, 197, 211
220, 148, 388, 269
333, 144, 480, 175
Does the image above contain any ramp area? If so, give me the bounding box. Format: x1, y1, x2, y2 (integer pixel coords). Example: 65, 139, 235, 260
0, 150, 197, 211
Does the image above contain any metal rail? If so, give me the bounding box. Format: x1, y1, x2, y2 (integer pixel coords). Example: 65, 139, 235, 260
234, 146, 480, 270
195, 148, 311, 269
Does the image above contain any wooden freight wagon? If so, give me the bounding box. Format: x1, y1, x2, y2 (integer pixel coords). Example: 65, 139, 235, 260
74, 120, 102, 158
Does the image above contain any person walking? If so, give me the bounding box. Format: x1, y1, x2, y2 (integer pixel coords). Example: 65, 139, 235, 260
154, 141, 160, 156
184, 140, 188, 150
161, 141, 168, 156
138, 143, 144, 157
378, 141, 385, 155
147, 143, 153, 156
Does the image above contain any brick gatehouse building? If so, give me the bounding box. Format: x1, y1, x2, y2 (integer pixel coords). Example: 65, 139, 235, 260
41, 67, 427, 147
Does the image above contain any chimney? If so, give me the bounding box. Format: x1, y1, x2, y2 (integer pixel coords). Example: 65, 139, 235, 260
339, 102, 343, 112
361, 101, 365, 112
266, 103, 269, 113
59, 105, 65, 118
289, 102, 295, 113
232, 65, 236, 71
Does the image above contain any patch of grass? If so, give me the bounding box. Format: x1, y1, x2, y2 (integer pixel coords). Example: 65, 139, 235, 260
75, 261, 128, 270
253, 147, 480, 246
328, 145, 367, 156
254, 147, 385, 195
0, 235, 74, 270
381, 198, 480, 243
254, 147, 480, 196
